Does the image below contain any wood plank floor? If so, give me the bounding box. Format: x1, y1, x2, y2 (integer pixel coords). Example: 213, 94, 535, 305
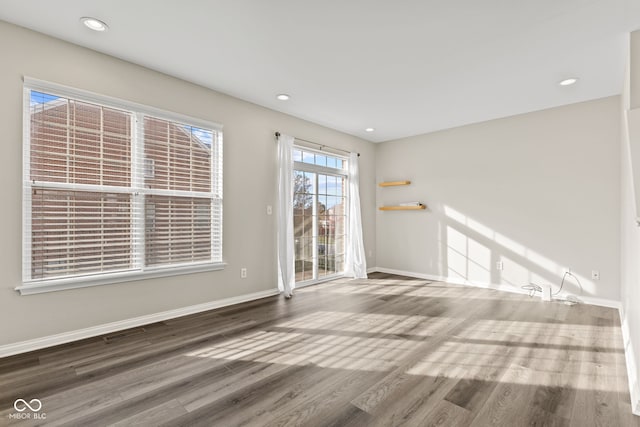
1, 272, 638, 426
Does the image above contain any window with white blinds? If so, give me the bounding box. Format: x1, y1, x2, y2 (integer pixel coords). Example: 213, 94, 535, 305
19, 79, 223, 294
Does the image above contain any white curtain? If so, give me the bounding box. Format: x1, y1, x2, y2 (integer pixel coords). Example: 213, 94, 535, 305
277, 133, 295, 297
344, 152, 368, 279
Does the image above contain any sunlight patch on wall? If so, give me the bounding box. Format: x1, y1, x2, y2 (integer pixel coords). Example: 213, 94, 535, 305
447, 225, 491, 284
443, 205, 595, 296
468, 239, 491, 284
447, 226, 470, 280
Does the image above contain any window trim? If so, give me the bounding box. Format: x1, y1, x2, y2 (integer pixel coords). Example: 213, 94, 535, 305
23, 77, 223, 133
19, 77, 224, 295
15, 262, 225, 295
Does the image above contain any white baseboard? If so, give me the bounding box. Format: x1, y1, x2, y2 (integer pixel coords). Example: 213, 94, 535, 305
372, 266, 532, 296
619, 307, 640, 416
370, 267, 622, 309
0, 288, 280, 358
579, 295, 622, 310
371, 267, 443, 282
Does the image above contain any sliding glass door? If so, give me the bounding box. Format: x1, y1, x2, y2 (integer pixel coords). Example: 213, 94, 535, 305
293, 148, 347, 284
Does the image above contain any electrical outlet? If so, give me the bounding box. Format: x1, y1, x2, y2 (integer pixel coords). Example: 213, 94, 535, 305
241, 268, 247, 279
368, 250, 373, 258
496, 261, 504, 271
591, 270, 599, 280
266, 205, 273, 215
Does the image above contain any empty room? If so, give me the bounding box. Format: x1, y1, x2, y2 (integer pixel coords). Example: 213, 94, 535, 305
1, 1, 640, 426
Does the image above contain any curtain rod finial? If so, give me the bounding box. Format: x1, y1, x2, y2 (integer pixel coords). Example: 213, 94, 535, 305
275, 131, 281, 138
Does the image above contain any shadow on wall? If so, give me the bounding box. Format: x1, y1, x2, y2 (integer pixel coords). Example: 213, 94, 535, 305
438, 205, 594, 298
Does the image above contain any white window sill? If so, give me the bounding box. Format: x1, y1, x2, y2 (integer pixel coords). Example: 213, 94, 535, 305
16, 262, 226, 295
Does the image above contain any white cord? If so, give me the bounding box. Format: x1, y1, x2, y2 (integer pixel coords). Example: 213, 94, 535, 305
521, 271, 583, 301
521, 283, 542, 297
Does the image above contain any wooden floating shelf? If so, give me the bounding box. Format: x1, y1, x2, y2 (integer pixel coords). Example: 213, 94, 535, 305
379, 180, 411, 187
379, 205, 426, 211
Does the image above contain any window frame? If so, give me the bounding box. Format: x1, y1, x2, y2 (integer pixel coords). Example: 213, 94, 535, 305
17, 77, 225, 295
292, 145, 349, 287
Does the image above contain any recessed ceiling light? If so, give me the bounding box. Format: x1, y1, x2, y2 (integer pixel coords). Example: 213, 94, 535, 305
365, 127, 375, 132
80, 17, 108, 32
276, 94, 290, 101
559, 78, 578, 86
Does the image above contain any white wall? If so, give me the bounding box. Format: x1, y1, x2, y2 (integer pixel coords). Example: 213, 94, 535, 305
620, 30, 640, 415
376, 97, 621, 304
0, 21, 377, 346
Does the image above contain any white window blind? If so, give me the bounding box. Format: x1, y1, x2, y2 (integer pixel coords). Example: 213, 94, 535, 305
20, 79, 223, 294
141, 116, 221, 267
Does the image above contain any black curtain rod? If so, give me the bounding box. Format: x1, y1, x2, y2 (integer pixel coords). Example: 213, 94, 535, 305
275, 132, 360, 157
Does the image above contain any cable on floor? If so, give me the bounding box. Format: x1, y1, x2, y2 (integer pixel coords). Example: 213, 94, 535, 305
521, 271, 583, 303
521, 283, 542, 297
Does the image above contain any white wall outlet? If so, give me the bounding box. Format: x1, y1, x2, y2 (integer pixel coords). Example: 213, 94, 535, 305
368, 250, 373, 258
591, 270, 600, 280
241, 268, 247, 279
496, 261, 504, 271
266, 205, 273, 215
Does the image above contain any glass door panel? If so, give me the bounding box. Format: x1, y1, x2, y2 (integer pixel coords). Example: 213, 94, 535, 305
293, 147, 347, 284
294, 171, 315, 282
318, 175, 346, 278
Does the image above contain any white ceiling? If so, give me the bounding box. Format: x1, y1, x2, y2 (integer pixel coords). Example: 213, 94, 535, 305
1, 0, 639, 142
